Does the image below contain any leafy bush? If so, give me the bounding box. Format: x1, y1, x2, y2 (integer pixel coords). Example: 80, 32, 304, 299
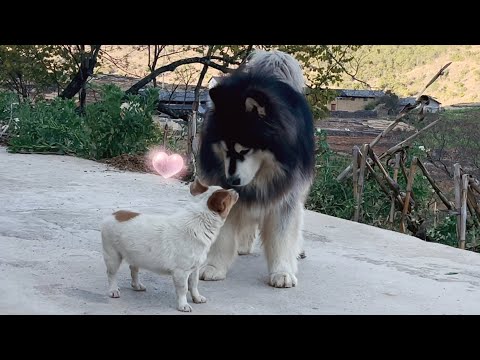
0, 91, 19, 123
6, 85, 162, 159
427, 215, 479, 250
8, 97, 84, 154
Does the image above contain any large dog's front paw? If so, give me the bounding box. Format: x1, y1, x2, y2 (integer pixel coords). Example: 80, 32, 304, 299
269, 272, 298, 288
131, 282, 146, 291
192, 294, 207, 304
177, 303, 193, 312
108, 288, 120, 298
199, 265, 226, 281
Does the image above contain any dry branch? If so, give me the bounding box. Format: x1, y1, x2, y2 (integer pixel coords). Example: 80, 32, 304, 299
416, 159, 454, 210
400, 157, 418, 233
352, 146, 359, 199
389, 153, 401, 223
354, 144, 369, 222
459, 174, 469, 249
378, 118, 442, 160
467, 187, 480, 223
454, 163, 462, 246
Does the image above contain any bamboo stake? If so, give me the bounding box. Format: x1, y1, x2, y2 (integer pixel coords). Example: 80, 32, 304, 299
454, 164, 462, 245
389, 153, 401, 223
459, 174, 469, 250
354, 144, 369, 222
352, 146, 360, 200
416, 159, 455, 210
365, 161, 395, 202
163, 123, 169, 147
368, 148, 401, 195
400, 157, 418, 233
378, 118, 442, 160
414, 62, 452, 99
356, 147, 401, 207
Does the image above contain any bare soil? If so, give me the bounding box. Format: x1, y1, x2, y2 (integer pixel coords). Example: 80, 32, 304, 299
100, 154, 155, 174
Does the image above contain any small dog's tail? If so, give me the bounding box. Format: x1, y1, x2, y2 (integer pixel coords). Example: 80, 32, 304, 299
244, 50, 306, 93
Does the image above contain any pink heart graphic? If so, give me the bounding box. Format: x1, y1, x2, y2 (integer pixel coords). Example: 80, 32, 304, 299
152, 152, 184, 179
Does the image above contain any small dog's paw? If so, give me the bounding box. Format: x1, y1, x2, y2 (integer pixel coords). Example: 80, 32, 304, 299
193, 295, 207, 304
269, 272, 297, 288
199, 265, 226, 281
177, 303, 193, 312
131, 282, 146, 291
108, 289, 120, 298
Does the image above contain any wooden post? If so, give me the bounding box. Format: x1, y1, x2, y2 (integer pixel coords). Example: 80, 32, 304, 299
454, 163, 462, 247
389, 153, 401, 223
163, 123, 169, 148
352, 146, 359, 200
400, 157, 418, 233
354, 144, 369, 222
459, 174, 469, 250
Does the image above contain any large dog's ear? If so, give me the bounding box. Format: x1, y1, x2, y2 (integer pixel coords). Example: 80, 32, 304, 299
245, 90, 267, 117
190, 177, 208, 196
209, 86, 224, 107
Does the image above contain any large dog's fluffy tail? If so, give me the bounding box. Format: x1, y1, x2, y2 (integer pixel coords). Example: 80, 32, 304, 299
244, 50, 305, 93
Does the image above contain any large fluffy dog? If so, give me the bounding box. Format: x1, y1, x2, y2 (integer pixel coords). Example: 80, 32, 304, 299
197, 50, 315, 288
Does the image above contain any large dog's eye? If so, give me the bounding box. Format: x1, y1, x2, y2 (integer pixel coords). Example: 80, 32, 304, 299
239, 149, 251, 155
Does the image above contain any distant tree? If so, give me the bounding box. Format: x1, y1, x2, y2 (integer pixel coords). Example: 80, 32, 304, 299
375, 91, 400, 114
0, 45, 72, 101
58, 45, 102, 114
147, 45, 166, 88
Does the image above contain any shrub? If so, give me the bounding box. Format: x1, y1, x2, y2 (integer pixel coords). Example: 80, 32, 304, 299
6, 85, 162, 159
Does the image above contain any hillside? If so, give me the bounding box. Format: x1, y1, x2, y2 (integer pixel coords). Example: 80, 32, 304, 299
99, 45, 480, 106
337, 45, 480, 106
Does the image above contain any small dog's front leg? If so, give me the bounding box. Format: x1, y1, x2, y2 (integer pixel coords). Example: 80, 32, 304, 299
188, 268, 206, 304
172, 270, 192, 312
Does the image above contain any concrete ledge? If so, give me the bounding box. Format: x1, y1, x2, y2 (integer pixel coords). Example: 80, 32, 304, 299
1, 147, 479, 314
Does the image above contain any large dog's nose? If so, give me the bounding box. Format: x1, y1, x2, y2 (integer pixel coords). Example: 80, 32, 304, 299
226, 176, 240, 186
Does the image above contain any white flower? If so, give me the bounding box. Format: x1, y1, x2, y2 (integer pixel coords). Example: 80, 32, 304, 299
120, 102, 130, 110
418, 145, 425, 151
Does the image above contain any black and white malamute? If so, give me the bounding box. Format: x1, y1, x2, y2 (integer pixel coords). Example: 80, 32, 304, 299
197, 50, 315, 288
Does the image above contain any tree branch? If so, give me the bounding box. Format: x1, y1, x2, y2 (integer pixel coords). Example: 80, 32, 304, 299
324, 46, 371, 88
125, 57, 235, 95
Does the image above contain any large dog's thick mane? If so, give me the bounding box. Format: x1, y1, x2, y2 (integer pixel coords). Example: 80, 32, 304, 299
198, 71, 315, 206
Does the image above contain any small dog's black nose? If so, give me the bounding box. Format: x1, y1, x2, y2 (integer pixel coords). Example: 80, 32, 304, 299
226, 176, 240, 186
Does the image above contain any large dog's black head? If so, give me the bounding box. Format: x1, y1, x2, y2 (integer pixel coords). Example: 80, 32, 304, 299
198, 71, 315, 203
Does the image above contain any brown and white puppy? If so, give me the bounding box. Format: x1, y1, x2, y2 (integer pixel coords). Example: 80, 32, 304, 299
100, 179, 238, 312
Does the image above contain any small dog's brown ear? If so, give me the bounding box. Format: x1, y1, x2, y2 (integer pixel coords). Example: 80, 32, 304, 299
190, 177, 208, 196
207, 190, 229, 214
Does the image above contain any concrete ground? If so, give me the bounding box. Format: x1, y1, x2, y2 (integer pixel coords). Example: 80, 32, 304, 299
1, 146, 480, 315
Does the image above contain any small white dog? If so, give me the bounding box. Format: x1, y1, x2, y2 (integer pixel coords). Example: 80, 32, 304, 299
100, 178, 239, 312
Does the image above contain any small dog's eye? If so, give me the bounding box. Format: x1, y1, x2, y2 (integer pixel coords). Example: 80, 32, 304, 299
239, 149, 250, 155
